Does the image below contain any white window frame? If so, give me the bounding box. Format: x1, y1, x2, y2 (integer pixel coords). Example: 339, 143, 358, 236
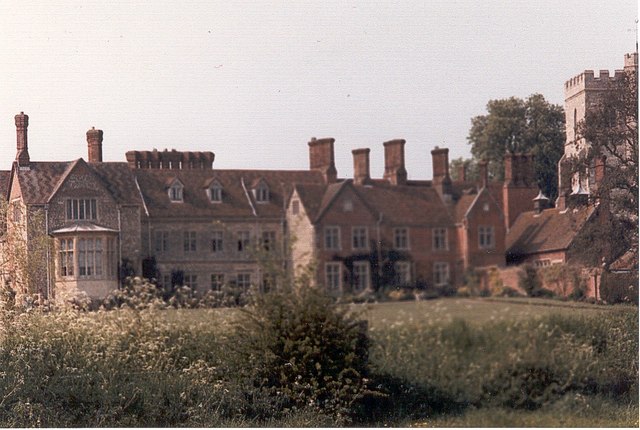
154, 230, 169, 253
66, 198, 97, 221
236, 272, 252, 290
324, 226, 341, 250
237, 230, 251, 252
394, 261, 412, 285
208, 181, 223, 203
432, 227, 448, 251
211, 230, 224, 253
261, 231, 276, 252
169, 181, 184, 203
433, 262, 450, 287
352, 226, 369, 250
254, 182, 269, 203
325, 262, 342, 292
183, 231, 197, 253
352, 261, 370, 292
393, 227, 409, 250
210, 273, 225, 291
478, 225, 495, 250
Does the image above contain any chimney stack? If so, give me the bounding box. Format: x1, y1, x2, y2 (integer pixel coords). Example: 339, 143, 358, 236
431, 147, 452, 199
308, 137, 337, 183
458, 163, 466, 182
352, 148, 371, 185
86, 127, 103, 163
383, 139, 407, 185
15, 112, 30, 167
478, 160, 488, 188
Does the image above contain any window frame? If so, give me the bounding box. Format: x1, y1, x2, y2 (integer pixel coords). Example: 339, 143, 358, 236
432, 227, 448, 251
352, 261, 370, 292
351, 226, 369, 250
183, 231, 197, 253
324, 226, 341, 251
394, 261, 412, 285
211, 230, 224, 253
433, 262, 450, 287
325, 262, 342, 292
393, 227, 410, 250
65, 198, 97, 221
478, 225, 495, 250
208, 181, 223, 203
168, 181, 184, 203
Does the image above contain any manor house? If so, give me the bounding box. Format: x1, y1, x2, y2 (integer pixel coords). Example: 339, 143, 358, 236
0, 114, 538, 303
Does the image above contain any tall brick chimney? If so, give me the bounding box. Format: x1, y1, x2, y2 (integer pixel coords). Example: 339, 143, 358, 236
383, 139, 407, 185
15, 112, 30, 168
478, 160, 488, 188
431, 147, 452, 200
86, 127, 103, 163
308, 137, 337, 183
352, 148, 371, 185
503, 152, 538, 230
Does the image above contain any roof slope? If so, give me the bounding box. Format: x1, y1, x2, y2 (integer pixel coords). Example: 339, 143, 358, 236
0, 170, 11, 200
506, 206, 595, 257
134, 168, 324, 219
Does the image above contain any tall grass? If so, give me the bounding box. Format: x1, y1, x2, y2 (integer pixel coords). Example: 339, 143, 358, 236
0, 301, 637, 426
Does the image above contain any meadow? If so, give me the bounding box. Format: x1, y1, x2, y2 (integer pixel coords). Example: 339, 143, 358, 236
0, 295, 637, 427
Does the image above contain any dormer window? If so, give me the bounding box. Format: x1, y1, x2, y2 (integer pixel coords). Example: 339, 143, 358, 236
253, 180, 269, 203
168, 179, 184, 203
208, 181, 223, 203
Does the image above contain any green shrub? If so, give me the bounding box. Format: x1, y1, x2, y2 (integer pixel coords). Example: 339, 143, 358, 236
230, 285, 371, 424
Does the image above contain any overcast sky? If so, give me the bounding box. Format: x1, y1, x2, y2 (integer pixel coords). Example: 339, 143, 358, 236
0, 1, 636, 179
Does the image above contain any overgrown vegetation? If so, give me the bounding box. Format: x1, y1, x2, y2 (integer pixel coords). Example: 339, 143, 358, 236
0, 291, 636, 426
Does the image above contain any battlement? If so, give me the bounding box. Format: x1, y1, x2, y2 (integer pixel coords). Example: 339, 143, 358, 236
625, 52, 638, 69
564, 69, 626, 97
125, 149, 215, 169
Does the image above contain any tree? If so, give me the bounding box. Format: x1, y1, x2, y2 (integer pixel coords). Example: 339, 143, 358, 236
467, 94, 565, 200
575, 64, 638, 254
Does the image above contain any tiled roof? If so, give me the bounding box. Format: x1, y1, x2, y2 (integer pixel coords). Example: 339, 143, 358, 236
134, 168, 325, 219
296, 180, 453, 226
14, 160, 143, 206
15, 161, 73, 204
609, 247, 638, 272
506, 206, 595, 258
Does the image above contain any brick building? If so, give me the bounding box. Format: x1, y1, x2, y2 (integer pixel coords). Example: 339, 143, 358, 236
1, 114, 538, 303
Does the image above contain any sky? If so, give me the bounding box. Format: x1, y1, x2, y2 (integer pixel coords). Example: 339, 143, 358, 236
0, 1, 636, 180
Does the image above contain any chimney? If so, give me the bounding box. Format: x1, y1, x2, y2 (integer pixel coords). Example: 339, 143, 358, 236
383, 139, 407, 185
458, 163, 466, 182
504, 153, 515, 185
86, 127, 103, 163
308, 137, 337, 183
478, 160, 488, 188
15, 112, 30, 167
431, 147, 452, 200
352, 148, 371, 185
503, 152, 538, 229
594, 155, 606, 192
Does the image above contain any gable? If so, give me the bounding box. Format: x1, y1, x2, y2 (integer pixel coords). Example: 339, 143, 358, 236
48, 159, 116, 205
318, 184, 377, 224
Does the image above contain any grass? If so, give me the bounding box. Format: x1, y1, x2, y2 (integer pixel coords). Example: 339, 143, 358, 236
0, 296, 637, 427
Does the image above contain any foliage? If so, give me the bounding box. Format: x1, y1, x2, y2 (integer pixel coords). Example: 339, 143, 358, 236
600, 271, 639, 305
540, 264, 587, 298
231, 284, 371, 425
575, 66, 638, 253
449, 156, 479, 181
467, 94, 565, 200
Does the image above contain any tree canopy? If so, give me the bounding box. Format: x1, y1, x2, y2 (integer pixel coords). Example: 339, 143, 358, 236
465, 94, 565, 200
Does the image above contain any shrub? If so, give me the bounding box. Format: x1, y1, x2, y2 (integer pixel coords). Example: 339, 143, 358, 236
230, 285, 371, 424
600, 272, 639, 305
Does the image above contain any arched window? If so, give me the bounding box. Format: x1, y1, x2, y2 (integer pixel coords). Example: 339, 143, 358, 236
254, 181, 269, 203
168, 180, 184, 202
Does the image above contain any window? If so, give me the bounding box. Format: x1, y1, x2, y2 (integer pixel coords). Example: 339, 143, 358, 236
208, 181, 223, 202
184, 274, 198, 290
352, 226, 368, 250
254, 182, 269, 203
66, 199, 97, 220
162, 275, 172, 289
211, 230, 224, 253
432, 228, 448, 251
324, 226, 340, 250
394, 261, 412, 285
325, 262, 342, 292
183, 231, 197, 252
169, 181, 183, 202
12, 202, 22, 224
478, 226, 495, 249
59, 238, 74, 277
291, 200, 300, 215
352, 262, 370, 292
434, 262, 449, 286
261, 231, 276, 252
106, 237, 116, 277
534, 259, 551, 267
237, 231, 251, 252
237, 272, 252, 290
78, 238, 103, 277
154, 231, 169, 252
210, 273, 225, 291
394, 227, 409, 250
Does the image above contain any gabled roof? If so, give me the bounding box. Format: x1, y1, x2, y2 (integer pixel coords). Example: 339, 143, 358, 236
11, 160, 142, 206
609, 247, 638, 272
133, 168, 324, 219
506, 205, 596, 258
294, 180, 453, 227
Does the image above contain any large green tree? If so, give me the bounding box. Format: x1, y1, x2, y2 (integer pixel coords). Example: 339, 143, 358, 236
466, 94, 565, 200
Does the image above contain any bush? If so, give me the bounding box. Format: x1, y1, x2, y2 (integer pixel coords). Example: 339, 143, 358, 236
230, 285, 371, 424
600, 272, 639, 305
